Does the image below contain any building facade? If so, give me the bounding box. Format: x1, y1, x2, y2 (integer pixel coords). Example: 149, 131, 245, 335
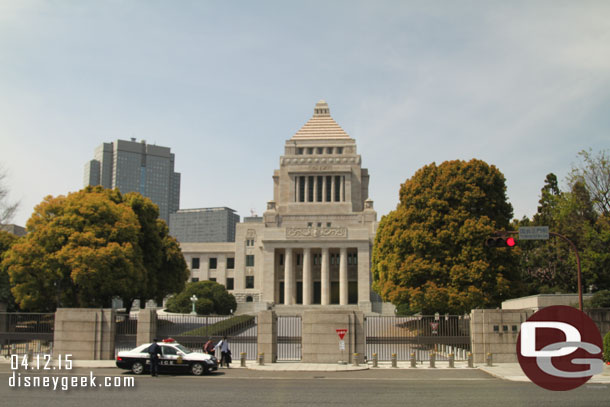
183, 101, 378, 311
84, 138, 181, 223
170, 207, 240, 243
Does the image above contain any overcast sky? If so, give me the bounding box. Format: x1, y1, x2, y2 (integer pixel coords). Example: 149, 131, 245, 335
1, 1, 609, 227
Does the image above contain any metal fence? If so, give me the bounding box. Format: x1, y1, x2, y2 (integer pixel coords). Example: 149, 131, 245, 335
278, 316, 302, 361
156, 314, 258, 360
365, 315, 471, 362
0, 313, 55, 357
115, 313, 138, 354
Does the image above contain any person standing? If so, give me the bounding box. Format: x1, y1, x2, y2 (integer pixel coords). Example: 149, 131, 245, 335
148, 338, 161, 377
214, 336, 231, 368
203, 338, 215, 356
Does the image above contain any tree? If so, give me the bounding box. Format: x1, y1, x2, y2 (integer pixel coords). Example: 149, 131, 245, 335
0, 230, 18, 310
0, 166, 19, 224
372, 159, 522, 314
2, 186, 189, 311
569, 149, 610, 217
165, 281, 236, 315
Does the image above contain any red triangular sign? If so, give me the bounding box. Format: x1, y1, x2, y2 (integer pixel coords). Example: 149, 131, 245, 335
336, 329, 347, 340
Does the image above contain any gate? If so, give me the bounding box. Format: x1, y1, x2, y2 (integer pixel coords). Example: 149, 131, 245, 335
0, 312, 55, 356
156, 314, 258, 360
365, 315, 471, 361
277, 316, 301, 361
115, 313, 138, 354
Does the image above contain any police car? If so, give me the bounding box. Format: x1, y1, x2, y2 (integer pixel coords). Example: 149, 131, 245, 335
116, 338, 219, 376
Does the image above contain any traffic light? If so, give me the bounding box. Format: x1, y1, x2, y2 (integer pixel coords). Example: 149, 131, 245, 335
485, 236, 516, 248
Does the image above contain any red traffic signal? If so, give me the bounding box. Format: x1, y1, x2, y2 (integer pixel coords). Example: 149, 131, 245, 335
485, 236, 517, 248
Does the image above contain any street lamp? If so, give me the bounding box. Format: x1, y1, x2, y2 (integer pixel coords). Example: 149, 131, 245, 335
190, 295, 198, 315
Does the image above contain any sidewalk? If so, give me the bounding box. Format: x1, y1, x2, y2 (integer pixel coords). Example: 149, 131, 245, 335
3, 356, 609, 383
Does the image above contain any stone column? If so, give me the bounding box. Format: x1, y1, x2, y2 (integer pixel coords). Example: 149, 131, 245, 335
323, 176, 327, 202
262, 246, 276, 303
313, 177, 318, 202
340, 176, 345, 202
303, 248, 312, 305
257, 310, 278, 363
321, 247, 330, 305
137, 308, 157, 345
284, 248, 294, 305
331, 176, 336, 202
339, 247, 348, 305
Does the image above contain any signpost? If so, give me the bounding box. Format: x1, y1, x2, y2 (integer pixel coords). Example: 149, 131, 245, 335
492, 227, 583, 311
336, 329, 348, 364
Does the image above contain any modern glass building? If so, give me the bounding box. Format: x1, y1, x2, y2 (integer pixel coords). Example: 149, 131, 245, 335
169, 207, 240, 243
84, 138, 181, 224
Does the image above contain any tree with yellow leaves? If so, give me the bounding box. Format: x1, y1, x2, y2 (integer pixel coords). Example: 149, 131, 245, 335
2, 186, 188, 311
372, 159, 523, 314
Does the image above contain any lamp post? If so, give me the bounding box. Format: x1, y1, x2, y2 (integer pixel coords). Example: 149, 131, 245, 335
190, 295, 198, 315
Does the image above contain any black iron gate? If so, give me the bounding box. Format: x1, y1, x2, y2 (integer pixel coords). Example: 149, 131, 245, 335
115, 313, 138, 354
365, 315, 471, 361
156, 314, 258, 360
0, 313, 55, 356
277, 316, 301, 361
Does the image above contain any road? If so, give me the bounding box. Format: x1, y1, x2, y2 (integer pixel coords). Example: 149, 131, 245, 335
1, 366, 608, 407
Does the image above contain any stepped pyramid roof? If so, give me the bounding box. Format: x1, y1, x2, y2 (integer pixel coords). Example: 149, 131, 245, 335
291, 100, 352, 140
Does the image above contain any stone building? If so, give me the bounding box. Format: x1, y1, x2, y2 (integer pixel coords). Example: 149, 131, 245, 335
183, 101, 381, 312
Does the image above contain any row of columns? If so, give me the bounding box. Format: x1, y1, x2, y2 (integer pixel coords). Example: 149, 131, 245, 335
296, 175, 345, 203
283, 247, 350, 305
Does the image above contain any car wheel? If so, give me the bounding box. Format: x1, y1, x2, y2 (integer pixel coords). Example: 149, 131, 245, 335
191, 362, 205, 376
131, 361, 145, 375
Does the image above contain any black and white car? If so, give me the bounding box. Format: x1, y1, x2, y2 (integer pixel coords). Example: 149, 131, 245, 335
116, 339, 219, 376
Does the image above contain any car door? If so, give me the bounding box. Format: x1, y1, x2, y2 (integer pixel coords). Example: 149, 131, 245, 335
159, 345, 182, 373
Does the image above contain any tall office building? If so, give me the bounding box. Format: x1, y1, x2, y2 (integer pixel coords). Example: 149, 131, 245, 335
170, 207, 240, 243
84, 138, 181, 223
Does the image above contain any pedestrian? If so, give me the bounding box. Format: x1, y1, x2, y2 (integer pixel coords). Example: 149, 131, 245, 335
203, 338, 215, 356
147, 338, 161, 377
214, 336, 231, 368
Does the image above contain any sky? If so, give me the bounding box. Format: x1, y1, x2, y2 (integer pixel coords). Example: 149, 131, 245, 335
1, 1, 609, 227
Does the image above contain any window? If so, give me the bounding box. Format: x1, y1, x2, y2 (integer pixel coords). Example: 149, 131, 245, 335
209, 278, 216, 282
296, 254, 301, 266
335, 176, 341, 202
209, 258, 217, 269
227, 258, 235, 269
317, 147, 323, 154
246, 255, 255, 267
317, 222, 322, 227
191, 258, 200, 269
307, 222, 313, 227
279, 253, 284, 266
246, 239, 255, 246
161, 346, 177, 356
297, 148, 304, 155
326, 147, 333, 154
336, 147, 343, 154
226, 278, 234, 290
348, 253, 358, 265
326, 176, 332, 201
327, 222, 332, 227
191, 277, 199, 282
298, 176, 305, 202
317, 176, 323, 201
245, 276, 255, 289
307, 147, 313, 154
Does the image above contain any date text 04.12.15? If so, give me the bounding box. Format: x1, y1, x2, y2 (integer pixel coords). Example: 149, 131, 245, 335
11, 354, 73, 371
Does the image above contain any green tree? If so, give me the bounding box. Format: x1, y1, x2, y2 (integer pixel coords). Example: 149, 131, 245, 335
165, 281, 236, 315
569, 149, 610, 217
0, 230, 18, 310
2, 187, 189, 311
372, 159, 522, 314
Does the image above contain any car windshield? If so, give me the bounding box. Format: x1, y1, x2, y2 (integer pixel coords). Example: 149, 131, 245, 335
174, 344, 192, 354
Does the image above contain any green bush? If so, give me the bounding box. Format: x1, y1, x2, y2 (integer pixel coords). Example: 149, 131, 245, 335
182, 315, 255, 337
588, 290, 610, 308
165, 281, 236, 315
604, 332, 610, 362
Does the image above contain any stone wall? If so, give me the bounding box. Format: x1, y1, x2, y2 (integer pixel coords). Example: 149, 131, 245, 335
470, 309, 535, 363
257, 310, 277, 363
53, 308, 116, 360
301, 310, 364, 363
586, 308, 610, 336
